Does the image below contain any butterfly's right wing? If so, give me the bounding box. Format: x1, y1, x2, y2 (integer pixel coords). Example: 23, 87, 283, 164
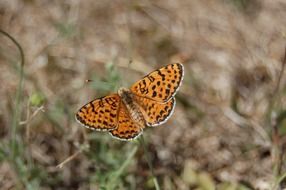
130, 63, 184, 102
133, 95, 176, 127
75, 94, 121, 131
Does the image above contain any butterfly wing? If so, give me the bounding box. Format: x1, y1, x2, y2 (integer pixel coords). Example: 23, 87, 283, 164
109, 103, 143, 140
75, 94, 120, 131
130, 63, 184, 102
133, 96, 176, 127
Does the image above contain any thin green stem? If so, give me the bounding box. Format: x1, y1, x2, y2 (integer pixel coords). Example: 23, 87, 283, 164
269, 47, 286, 176
269, 45, 286, 188
138, 135, 160, 190
272, 172, 286, 190
107, 145, 138, 190
115, 145, 138, 178
0, 29, 25, 158
277, 172, 286, 185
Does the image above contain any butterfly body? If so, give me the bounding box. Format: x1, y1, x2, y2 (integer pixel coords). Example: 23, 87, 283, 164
118, 87, 146, 129
76, 63, 184, 141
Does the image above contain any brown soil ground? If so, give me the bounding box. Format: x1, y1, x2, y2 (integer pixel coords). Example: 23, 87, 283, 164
0, 0, 286, 189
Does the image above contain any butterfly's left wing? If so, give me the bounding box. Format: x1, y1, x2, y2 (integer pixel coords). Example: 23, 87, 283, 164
133, 95, 176, 127
109, 102, 143, 140
130, 63, 184, 102
75, 94, 120, 131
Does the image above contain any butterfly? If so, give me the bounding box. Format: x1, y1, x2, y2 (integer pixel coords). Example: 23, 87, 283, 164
75, 63, 184, 141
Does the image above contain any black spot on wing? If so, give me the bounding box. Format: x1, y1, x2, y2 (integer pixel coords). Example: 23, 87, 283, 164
99, 99, 104, 107
165, 89, 170, 96
148, 75, 155, 82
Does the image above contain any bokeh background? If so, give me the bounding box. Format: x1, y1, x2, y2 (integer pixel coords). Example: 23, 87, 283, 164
0, 0, 286, 189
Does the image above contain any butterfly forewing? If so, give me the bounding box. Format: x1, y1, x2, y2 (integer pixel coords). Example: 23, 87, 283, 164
130, 63, 184, 102
75, 94, 120, 131
109, 103, 143, 140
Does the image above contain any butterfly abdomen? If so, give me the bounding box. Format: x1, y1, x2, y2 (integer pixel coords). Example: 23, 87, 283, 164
118, 87, 146, 128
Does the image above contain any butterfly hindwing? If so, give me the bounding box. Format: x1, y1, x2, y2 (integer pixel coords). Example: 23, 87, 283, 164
133, 96, 176, 127
109, 103, 143, 140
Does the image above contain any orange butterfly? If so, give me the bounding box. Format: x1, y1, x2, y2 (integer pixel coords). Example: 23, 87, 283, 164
75, 63, 184, 141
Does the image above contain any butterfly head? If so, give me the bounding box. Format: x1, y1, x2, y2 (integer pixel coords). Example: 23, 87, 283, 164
118, 87, 129, 95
